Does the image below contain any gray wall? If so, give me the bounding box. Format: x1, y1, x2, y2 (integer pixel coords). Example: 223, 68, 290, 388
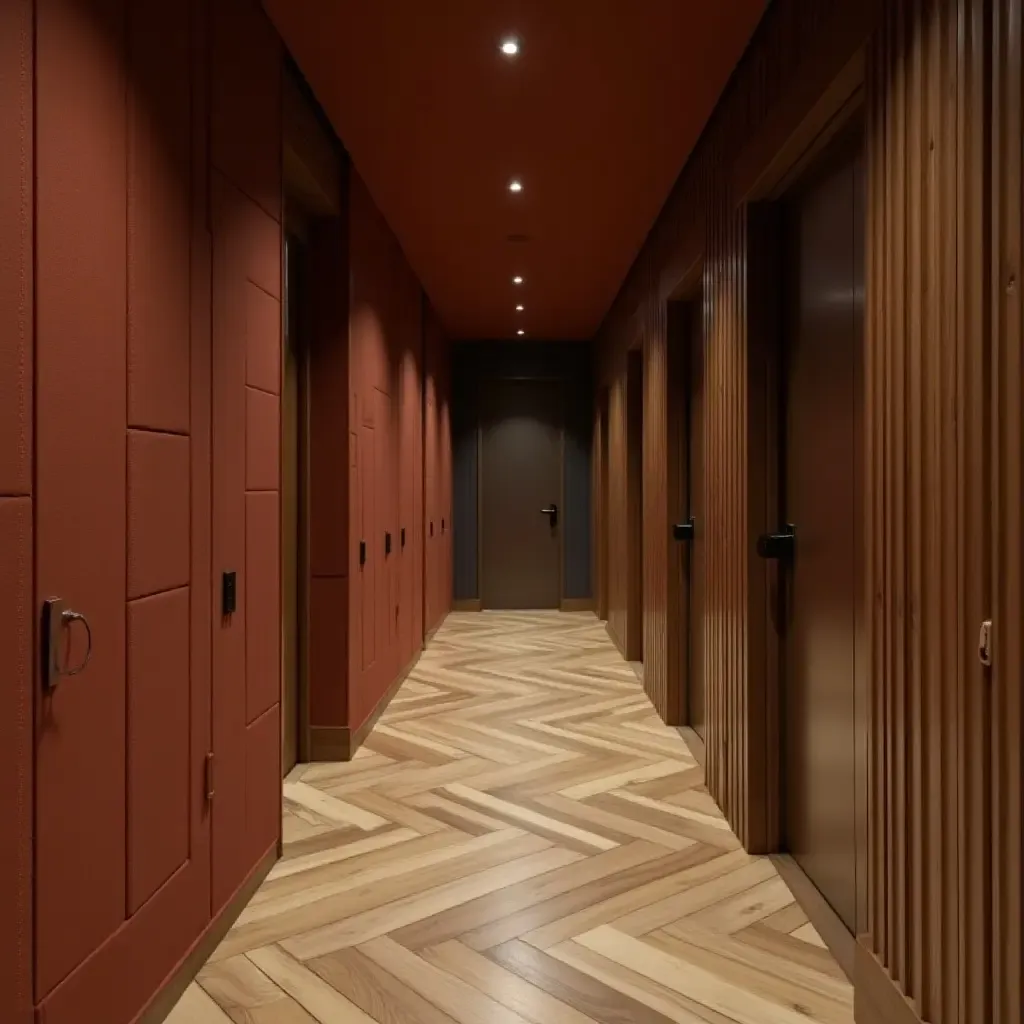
452, 341, 592, 602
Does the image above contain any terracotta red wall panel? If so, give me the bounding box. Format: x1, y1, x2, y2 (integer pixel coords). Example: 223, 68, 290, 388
346, 170, 430, 734
35, 0, 129, 995
246, 706, 281, 860
0, 0, 33, 501
246, 491, 281, 723
126, 0, 191, 436
246, 386, 281, 491
306, 218, 350, 737
212, 0, 282, 222
309, 576, 348, 724
308, 223, 349, 580
246, 282, 283, 394
209, 0, 281, 905
127, 429, 191, 599
0, 499, 31, 1024
126, 587, 190, 913
0, 0, 33, 1018
210, 174, 249, 911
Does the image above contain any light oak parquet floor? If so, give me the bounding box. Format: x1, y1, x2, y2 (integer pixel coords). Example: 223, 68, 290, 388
169, 611, 853, 1024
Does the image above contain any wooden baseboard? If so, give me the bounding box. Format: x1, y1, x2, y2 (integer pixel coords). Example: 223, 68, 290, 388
309, 650, 420, 762
678, 726, 706, 767
854, 941, 923, 1024
142, 844, 277, 1024
425, 610, 449, 643
770, 854, 855, 982
309, 725, 349, 761
560, 597, 595, 612
452, 598, 482, 612
605, 619, 625, 656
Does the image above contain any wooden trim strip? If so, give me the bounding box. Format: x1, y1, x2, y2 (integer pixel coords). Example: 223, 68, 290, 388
453, 599, 482, 613
139, 846, 277, 1024
771, 854, 855, 982
310, 651, 422, 761
854, 940, 923, 1024
559, 598, 595, 612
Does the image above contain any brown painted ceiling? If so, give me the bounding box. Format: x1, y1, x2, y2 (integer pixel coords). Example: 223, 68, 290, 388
264, 1, 767, 340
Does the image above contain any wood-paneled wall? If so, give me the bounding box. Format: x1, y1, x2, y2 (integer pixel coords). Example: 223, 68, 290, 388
597, 0, 875, 851
859, 4, 988, 1022
595, 0, 1023, 1021
991, 5, 1022, 1023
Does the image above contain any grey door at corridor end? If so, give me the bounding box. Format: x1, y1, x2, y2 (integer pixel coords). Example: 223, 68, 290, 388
480, 378, 562, 609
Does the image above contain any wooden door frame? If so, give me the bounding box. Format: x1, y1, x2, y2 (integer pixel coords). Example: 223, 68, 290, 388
666, 259, 704, 753
281, 227, 312, 770
477, 374, 565, 611
595, 387, 610, 621
624, 350, 644, 661
282, 66, 343, 768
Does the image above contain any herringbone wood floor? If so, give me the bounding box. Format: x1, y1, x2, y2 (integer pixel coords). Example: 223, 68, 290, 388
170, 612, 853, 1024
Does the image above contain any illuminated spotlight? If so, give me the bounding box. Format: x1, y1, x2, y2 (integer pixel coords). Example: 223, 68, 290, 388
500, 37, 520, 57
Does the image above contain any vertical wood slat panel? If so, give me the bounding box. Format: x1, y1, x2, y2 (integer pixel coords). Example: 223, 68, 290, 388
991, 4, 1023, 1023
597, 0, 872, 852
597, 7, 1018, 1021
864, 2, 993, 1021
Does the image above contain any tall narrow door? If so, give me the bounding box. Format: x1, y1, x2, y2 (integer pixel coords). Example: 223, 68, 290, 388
480, 378, 562, 609
685, 302, 706, 738
281, 235, 302, 774
777, 130, 864, 932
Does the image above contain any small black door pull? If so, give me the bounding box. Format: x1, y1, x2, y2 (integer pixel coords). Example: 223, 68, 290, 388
757, 524, 796, 561
672, 518, 695, 542
385, 531, 392, 556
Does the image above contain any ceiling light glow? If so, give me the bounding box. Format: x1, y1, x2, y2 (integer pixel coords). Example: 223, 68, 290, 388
500, 37, 520, 57
515, 304, 524, 312
508, 179, 523, 193
517, 329, 526, 336
513, 276, 524, 285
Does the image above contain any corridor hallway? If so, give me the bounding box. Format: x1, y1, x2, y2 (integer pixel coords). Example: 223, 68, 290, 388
172, 613, 852, 1024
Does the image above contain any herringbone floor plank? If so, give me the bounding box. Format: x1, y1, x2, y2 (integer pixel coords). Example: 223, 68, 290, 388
169, 612, 853, 1024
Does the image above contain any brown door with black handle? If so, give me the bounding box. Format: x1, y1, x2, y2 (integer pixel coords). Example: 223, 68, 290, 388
760, 125, 865, 933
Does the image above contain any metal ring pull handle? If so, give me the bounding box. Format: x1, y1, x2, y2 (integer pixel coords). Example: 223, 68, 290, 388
42, 598, 93, 691
61, 610, 93, 676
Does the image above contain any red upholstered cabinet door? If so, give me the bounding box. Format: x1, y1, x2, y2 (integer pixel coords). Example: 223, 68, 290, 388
33, 0, 212, 1020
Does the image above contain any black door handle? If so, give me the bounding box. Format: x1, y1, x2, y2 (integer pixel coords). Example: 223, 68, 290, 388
757, 524, 796, 561
672, 518, 695, 542
540, 504, 558, 526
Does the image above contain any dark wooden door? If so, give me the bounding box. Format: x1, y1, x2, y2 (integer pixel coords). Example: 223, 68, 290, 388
685, 302, 707, 739
480, 379, 562, 609
781, 132, 864, 932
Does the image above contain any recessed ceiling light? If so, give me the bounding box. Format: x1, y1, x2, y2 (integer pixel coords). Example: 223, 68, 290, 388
513, 275, 524, 285
517, 329, 526, 336
508, 179, 523, 193
500, 37, 520, 57
515, 304, 524, 312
